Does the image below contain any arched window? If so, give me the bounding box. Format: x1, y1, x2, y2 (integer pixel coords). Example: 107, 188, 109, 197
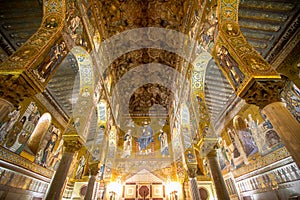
27, 112, 52, 154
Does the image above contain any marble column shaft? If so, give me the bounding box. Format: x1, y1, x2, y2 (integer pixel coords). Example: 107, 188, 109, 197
84, 162, 99, 200
207, 149, 230, 200
189, 177, 202, 200
263, 102, 300, 168
45, 131, 84, 200
45, 151, 75, 200
84, 175, 96, 200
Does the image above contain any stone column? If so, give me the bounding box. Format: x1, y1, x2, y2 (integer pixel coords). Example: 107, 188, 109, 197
84, 162, 100, 200
45, 134, 84, 200
207, 149, 230, 200
189, 177, 201, 200
263, 102, 300, 168
187, 166, 201, 200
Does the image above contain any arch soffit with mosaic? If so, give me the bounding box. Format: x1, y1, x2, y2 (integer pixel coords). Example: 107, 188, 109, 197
213, 0, 283, 108
0, 0, 66, 107
70, 46, 96, 142
0, 0, 97, 141
191, 52, 212, 133
0, 0, 66, 75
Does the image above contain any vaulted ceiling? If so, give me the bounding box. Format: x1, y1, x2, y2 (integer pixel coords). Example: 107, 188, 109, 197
96, 0, 200, 120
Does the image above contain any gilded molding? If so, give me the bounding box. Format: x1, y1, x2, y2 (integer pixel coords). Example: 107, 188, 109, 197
232, 147, 290, 178
0, 146, 53, 178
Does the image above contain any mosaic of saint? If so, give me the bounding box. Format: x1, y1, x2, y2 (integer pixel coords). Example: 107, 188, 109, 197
219, 105, 282, 171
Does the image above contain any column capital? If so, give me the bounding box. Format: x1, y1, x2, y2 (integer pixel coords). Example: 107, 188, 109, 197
184, 148, 198, 178
187, 164, 198, 178
88, 162, 100, 176
62, 118, 86, 153
197, 138, 218, 158
63, 134, 84, 153
207, 148, 217, 158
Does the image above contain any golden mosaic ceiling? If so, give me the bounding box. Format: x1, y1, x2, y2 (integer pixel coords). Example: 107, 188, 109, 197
95, 0, 200, 117
0, 0, 299, 126
97, 0, 192, 37
92, 0, 299, 122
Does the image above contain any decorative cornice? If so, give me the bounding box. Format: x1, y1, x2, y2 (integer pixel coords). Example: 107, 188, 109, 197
268, 13, 300, 66
232, 147, 290, 178
0, 146, 53, 179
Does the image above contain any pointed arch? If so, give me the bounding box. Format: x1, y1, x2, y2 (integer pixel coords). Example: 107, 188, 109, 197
69, 46, 96, 141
